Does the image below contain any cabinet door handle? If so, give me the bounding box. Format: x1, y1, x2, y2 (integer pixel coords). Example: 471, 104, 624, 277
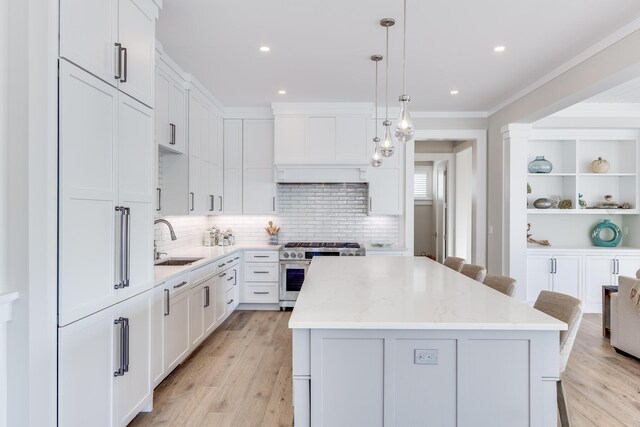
120, 46, 128, 83
227, 299, 234, 305
190, 192, 195, 211
114, 43, 122, 80
253, 271, 269, 274
233, 268, 237, 286
210, 195, 214, 211
254, 255, 269, 258
169, 123, 176, 145
370, 197, 373, 211
123, 318, 130, 373
219, 272, 227, 277
554, 258, 557, 274
253, 291, 269, 295
204, 286, 210, 307
612, 259, 617, 275
219, 196, 223, 212
173, 281, 188, 289
164, 289, 170, 316
114, 317, 126, 377
227, 276, 234, 282
124, 207, 131, 287
615, 259, 620, 275
272, 196, 276, 212
234, 256, 240, 260
114, 207, 124, 289
218, 263, 226, 268
156, 188, 162, 212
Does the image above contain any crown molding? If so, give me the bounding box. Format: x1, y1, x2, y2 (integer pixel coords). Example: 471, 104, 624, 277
488, 16, 640, 117
223, 107, 273, 119
549, 102, 640, 118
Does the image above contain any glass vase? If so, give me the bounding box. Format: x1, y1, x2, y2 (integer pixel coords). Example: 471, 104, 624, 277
528, 156, 553, 174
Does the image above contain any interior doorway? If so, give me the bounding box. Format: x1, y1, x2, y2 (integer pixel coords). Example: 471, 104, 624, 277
412, 140, 476, 262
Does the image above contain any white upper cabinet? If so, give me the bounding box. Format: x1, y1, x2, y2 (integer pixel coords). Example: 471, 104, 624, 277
155, 62, 186, 153
223, 119, 243, 214
117, 0, 155, 106
243, 119, 277, 215
59, 61, 154, 326
273, 104, 371, 165
60, 0, 157, 107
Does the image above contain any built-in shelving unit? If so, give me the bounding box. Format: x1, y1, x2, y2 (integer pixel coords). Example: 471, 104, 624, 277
527, 130, 639, 214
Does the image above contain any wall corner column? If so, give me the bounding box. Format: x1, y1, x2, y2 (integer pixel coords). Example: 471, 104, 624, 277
501, 124, 531, 300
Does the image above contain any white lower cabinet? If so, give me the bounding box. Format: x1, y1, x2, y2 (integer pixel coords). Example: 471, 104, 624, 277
163, 280, 190, 373
527, 249, 640, 312
59, 289, 152, 427
241, 251, 280, 304
152, 256, 241, 389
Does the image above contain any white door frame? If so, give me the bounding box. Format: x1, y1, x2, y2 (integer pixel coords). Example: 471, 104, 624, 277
405, 130, 487, 266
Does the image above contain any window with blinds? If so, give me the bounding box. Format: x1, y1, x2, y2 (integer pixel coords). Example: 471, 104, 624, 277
414, 165, 433, 202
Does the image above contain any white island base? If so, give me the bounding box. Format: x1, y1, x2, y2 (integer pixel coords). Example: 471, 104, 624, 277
289, 257, 565, 427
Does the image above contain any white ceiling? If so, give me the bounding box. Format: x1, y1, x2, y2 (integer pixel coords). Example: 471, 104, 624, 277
157, 0, 640, 111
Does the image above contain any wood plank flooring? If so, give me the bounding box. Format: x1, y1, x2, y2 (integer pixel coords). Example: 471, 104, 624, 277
130, 312, 640, 427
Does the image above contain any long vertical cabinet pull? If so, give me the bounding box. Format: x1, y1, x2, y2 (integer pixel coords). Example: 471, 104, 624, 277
219, 196, 223, 212
164, 289, 170, 316
272, 196, 276, 212
612, 259, 617, 275
120, 47, 128, 83
114, 43, 122, 80
169, 123, 176, 145
124, 207, 131, 287
209, 195, 214, 212
233, 269, 237, 286
204, 286, 210, 308
114, 317, 126, 377
156, 188, 162, 212
123, 318, 130, 373
115, 207, 125, 289
190, 192, 195, 211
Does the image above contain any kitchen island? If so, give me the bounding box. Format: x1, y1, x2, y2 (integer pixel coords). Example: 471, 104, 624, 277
289, 256, 566, 427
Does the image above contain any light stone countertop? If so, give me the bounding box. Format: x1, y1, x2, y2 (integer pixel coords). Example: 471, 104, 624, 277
289, 256, 566, 331
154, 243, 281, 286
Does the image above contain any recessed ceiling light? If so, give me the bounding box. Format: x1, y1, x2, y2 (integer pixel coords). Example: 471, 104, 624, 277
278, 90, 287, 95
493, 45, 506, 53
450, 90, 459, 95
259, 46, 271, 52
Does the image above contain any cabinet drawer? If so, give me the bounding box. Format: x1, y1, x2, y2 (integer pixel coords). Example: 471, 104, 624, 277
245, 263, 279, 281
245, 251, 278, 263
165, 274, 191, 297
225, 270, 237, 292
244, 284, 279, 303
225, 288, 236, 312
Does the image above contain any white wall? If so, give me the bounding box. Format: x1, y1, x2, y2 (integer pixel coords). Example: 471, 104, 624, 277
0, 0, 8, 294
6, 0, 58, 426
487, 27, 640, 275
454, 146, 473, 260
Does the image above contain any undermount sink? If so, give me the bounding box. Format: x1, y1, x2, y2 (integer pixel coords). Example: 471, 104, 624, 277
155, 257, 203, 266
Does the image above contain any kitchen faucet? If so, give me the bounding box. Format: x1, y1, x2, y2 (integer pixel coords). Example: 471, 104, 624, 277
154, 219, 177, 260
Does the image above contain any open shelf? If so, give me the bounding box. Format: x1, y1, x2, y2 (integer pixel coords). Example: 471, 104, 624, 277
527, 209, 639, 215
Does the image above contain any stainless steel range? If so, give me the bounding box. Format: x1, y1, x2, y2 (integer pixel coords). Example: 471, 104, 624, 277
279, 242, 366, 309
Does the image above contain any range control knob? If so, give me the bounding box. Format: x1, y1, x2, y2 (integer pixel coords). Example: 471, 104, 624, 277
282, 252, 289, 259
297, 252, 304, 259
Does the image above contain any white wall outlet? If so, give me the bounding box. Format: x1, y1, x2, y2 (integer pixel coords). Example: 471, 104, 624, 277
414, 349, 438, 365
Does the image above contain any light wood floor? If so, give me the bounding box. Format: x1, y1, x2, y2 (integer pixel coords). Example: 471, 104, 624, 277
130, 312, 640, 427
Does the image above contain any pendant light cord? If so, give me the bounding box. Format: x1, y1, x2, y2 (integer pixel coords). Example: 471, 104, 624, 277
402, 0, 407, 95
385, 25, 389, 122
375, 59, 379, 139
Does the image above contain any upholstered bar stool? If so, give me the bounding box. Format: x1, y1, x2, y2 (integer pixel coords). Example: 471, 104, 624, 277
483, 275, 516, 297
460, 264, 487, 282
534, 290, 583, 427
442, 257, 465, 272
636, 268, 640, 279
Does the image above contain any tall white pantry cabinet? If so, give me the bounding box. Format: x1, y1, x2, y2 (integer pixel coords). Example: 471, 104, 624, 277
57, 1, 160, 426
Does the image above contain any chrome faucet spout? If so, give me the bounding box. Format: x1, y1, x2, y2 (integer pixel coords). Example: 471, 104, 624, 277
154, 218, 177, 241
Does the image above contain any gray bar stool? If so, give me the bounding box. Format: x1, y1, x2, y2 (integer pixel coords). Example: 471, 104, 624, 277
460, 264, 487, 282
442, 257, 465, 272
483, 275, 516, 297
534, 290, 583, 427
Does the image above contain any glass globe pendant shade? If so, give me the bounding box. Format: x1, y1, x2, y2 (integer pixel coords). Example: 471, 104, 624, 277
394, 95, 414, 143
381, 120, 395, 157
370, 137, 383, 168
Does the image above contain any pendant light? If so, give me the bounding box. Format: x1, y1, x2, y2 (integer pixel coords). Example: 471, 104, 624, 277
370, 55, 383, 168
394, 0, 414, 143
380, 18, 395, 157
